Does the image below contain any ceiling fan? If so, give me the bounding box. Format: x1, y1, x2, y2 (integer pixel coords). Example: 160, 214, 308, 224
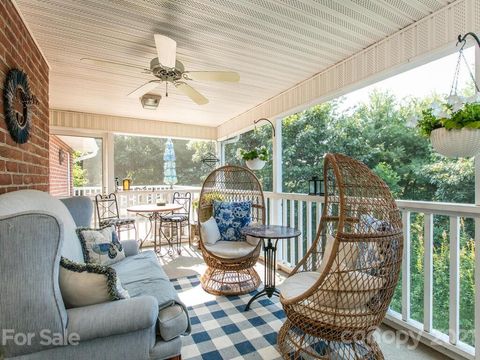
80, 34, 240, 106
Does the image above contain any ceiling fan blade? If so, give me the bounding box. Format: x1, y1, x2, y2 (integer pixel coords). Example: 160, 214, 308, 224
174, 82, 209, 105
80, 57, 150, 72
184, 71, 240, 82
127, 81, 160, 98
154, 34, 176, 68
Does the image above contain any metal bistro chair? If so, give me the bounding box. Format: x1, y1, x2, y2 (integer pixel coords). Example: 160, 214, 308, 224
95, 193, 136, 241
159, 192, 192, 255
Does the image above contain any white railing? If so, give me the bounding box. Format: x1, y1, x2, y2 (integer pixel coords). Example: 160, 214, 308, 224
263, 191, 479, 360
73, 185, 195, 197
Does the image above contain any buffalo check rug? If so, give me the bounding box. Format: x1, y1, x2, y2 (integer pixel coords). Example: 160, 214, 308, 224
171, 275, 285, 360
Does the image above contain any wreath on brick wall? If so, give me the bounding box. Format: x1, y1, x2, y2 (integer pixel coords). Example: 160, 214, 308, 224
3, 69, 34, 144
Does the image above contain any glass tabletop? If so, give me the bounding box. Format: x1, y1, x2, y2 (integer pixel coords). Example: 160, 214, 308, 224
242, 224, 301, 239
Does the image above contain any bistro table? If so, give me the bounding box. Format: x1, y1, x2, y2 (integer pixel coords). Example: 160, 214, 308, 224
242, 224, 301, 311
127, 203, 183, 256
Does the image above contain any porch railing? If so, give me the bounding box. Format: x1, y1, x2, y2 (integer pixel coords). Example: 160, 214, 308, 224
77, 186, 477, 359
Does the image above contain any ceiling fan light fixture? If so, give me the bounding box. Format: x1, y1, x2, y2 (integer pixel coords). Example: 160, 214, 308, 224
141, 94, 161, 110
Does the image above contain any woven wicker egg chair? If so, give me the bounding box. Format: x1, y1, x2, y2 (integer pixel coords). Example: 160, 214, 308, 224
198, 165, 265, 296
278, 153, 403, 360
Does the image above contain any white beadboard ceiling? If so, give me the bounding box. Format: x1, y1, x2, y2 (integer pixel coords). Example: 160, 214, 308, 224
15, 0, 452, 127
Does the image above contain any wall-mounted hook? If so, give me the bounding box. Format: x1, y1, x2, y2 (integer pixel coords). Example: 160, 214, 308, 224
253, 118, 275, 137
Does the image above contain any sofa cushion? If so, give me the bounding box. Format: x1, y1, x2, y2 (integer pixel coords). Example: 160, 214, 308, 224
77, 226, 126, 265
213, 200, 251, 241
203, 240, 257, 259
111, 251, 190, 339
59, 257, 129, 308
0, 190, 84, 262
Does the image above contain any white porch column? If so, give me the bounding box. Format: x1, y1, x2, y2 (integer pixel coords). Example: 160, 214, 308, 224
106, 132, 115, 193
475, 43, 480, 360
271, 118, 282, 226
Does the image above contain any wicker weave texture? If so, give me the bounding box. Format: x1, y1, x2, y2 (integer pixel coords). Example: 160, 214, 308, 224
198, 165, 265, 295
278, 153, 403, 359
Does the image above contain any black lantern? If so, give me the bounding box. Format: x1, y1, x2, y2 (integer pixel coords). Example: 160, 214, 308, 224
309, 176, 321, 195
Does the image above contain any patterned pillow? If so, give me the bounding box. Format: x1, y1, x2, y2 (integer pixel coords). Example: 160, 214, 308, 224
59, 257, 129, 308
213, 200, 251, 241
76, 226, 125, 265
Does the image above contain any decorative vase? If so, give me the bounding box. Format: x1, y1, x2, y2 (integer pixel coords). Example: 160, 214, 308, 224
430, 128, 480, 158
245, 158, 266, 170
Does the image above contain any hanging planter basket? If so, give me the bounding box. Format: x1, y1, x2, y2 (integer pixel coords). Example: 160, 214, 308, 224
430, 128, 480, 158
245, 158, 266, 170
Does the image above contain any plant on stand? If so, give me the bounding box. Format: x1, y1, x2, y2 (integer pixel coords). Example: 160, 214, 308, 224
237, 145, 269, 170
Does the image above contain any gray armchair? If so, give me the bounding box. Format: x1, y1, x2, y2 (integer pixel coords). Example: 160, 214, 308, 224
0, 190, 188, 360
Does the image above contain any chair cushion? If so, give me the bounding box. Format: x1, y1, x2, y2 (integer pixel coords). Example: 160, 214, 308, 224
160, 214, 189, 222
204, 240, 257, 259
59, 257, 129, 308
100, 217, 136, 227
280, 270, 385, 309
77, 226, 126, 266
213, 200, 251, 241
200, 217, 221, 245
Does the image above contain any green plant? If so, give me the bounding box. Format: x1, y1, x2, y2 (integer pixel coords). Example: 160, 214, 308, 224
417, 96, 480, 136
237, 145, 269, 161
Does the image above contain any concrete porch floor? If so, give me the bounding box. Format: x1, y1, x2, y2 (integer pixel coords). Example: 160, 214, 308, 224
150, 244, 451, 360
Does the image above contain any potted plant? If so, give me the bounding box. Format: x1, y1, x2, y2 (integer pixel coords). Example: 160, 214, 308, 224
417, 94, 480, 157
237, 146, 269, 170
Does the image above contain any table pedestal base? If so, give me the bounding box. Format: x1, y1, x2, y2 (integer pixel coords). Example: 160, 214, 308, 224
244, 238, 279, 311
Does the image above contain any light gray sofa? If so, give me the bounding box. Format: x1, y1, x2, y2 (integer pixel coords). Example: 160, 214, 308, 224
0, 190, 189, 360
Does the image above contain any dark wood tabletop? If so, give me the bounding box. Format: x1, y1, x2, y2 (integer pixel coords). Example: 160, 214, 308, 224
242, 224, 301, 239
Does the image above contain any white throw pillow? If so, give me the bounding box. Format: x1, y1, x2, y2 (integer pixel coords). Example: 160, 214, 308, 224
76, 226, 126, 266
200, 217, 221, 245
59, 257, 129, 308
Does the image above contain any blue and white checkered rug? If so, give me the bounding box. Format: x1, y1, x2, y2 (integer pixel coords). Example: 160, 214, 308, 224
171, 275, 285, 360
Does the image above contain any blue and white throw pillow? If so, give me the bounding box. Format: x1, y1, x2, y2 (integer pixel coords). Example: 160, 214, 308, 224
76, 226, 125, 266
213, 200, 251, 241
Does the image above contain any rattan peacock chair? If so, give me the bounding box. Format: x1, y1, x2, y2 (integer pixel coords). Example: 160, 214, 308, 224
198, 165, 265, 296
278, 153, 403, 360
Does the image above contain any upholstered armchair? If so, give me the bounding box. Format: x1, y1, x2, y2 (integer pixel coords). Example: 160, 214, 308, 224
278, 153, 403, 359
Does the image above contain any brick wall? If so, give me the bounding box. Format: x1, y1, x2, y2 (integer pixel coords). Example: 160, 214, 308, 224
0, 1, 49, 194
49, 135, 73, 197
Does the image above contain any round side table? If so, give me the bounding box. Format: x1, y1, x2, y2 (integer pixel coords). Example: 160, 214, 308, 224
242, 224, 301, 311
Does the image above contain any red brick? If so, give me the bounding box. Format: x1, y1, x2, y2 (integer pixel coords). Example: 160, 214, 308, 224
0, 1, 49, 195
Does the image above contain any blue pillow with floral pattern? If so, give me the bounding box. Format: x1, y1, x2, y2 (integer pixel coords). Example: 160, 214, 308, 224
213, 200, 252, 241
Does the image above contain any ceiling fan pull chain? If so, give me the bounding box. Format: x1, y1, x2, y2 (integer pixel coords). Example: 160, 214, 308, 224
166, 82, 168, 97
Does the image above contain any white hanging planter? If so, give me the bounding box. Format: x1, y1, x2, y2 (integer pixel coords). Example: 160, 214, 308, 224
430, 128, 480, 158
245, 158, 266, 170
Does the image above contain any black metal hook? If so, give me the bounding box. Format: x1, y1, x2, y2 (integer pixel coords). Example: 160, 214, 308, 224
253, 118, 275, 137
457, 32, 480, 49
